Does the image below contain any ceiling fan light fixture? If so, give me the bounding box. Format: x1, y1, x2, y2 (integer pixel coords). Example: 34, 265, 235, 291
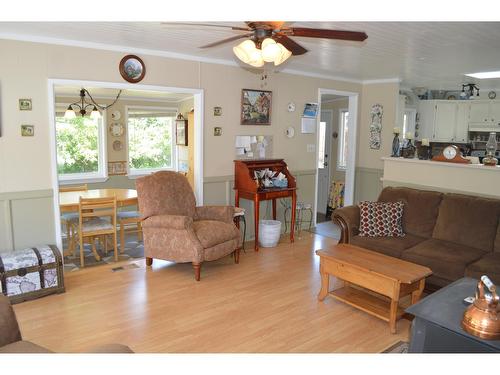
273, 43, 292, 66
261, 38, 281, 62
233, 40, 258, 64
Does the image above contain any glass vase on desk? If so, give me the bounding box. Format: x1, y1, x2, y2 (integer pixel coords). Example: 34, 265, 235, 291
401, 139, 416, 159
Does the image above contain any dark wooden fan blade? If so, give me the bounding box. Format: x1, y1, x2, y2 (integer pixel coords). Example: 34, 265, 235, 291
273, 34, 308, 55
199, 33, 254, 48
245, 21, 285, 30
161, 22, 251, 31
286, 27, 368, 41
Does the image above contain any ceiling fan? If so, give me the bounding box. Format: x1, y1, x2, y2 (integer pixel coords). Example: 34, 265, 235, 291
163, 21, 368, 67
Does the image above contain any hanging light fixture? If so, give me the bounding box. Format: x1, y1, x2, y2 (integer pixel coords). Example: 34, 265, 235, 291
64, 88, 122, 119
233, 38, 291, 67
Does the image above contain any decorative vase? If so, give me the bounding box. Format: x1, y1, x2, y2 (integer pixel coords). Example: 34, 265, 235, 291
391, 133, 400, 157
483, 132, 498, 166
401, 140, 416, 159
418, 145, 431, 160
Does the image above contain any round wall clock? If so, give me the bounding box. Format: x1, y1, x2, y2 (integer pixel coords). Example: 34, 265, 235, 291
287, 102, 296, 112
119, 54, 146, 83
111, 110, 121, 121
109, 122, 124, 137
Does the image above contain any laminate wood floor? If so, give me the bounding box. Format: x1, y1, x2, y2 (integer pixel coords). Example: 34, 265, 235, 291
13, 232, 410, 353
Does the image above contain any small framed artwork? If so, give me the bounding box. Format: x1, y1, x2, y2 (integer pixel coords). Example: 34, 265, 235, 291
213, 106, 222, 116
214, 127, 222, 136
176, 119, 188, 146
21, 125, 34, 136
241, 89, 272, 125
119, 55, 146, 83
19, 99, 32, 111
108, 161, 127, 175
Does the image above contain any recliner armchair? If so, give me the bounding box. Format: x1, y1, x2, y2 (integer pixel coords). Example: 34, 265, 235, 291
136, 171, 241, 281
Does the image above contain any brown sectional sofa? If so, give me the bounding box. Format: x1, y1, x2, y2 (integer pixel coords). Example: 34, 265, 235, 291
333, 187, 500, 288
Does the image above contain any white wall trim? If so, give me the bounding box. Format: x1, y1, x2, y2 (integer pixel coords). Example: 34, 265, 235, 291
315, 88, 359, 226
0, 33, 398, 86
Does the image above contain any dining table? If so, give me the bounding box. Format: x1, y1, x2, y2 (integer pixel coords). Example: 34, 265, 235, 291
59, 188, 138, 212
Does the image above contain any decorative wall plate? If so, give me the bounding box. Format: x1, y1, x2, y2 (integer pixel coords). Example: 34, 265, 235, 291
119, 54, 146, 83
488, 91, 497, 99
109, 122, 124, 137
112, 140, 123, 151
285, 126, 295, 138
287, 102, 296, 112
111, 110, 121, 120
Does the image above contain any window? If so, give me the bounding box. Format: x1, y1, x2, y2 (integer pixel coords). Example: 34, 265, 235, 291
402, 109, 416, 139
317, 121, 326, 169
337, 109, 349, 170
127, 107, 177, 175
56, 109, 106, 183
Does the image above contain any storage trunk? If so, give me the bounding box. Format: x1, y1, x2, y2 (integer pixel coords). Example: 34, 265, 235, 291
0, 245, 65, 304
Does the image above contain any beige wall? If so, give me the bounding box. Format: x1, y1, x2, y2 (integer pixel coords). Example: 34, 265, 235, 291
0, 38, 400, 250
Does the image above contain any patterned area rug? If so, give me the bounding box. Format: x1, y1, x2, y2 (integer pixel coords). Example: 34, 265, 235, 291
63, 233, 143, 272
382, 341, 409, 353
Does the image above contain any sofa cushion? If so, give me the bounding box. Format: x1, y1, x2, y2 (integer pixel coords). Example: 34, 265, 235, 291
350, 233, 426, 258
494, 224, 500, 253
401, 239, 487, 282
378, 186, 443, 238
432, 193, 500, 252
465, 253, 500, 285
358, 201, 405, 237
193, 220, 239, 249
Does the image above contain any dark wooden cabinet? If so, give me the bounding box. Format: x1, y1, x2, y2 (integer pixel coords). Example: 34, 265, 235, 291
234, 159, 297, 251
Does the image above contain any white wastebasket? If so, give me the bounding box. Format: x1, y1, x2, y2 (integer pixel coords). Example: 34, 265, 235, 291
259, 220, 282, 248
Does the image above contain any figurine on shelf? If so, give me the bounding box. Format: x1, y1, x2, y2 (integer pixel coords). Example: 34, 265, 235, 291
401, 132, 416, 159
417, 138, 431, 160
391, 127, 401, 157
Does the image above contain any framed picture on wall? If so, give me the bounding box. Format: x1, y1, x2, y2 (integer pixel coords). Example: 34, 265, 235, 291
176, 118, 188, 146
241, 89, 272, 125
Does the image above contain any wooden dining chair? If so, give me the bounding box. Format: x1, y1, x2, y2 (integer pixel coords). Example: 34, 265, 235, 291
77, 196, 118, 267
117, 210, 142, 253
59, 184, 88, 256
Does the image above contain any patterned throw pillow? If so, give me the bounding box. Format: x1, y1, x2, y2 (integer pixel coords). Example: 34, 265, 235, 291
358, 201, 405, 237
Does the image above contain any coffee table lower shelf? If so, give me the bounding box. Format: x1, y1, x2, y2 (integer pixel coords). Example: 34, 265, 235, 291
329, 286, 405, 323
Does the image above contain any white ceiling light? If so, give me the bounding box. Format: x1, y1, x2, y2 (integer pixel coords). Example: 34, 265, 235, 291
233, 38, 291, 68
465, 71, 500, 79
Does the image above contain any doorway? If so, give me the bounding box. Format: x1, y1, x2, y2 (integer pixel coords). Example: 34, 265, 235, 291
48, 79, 204, 259
313, 89, 358, 239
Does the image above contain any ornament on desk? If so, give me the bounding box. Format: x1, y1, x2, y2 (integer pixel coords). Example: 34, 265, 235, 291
391, 127, 400, 157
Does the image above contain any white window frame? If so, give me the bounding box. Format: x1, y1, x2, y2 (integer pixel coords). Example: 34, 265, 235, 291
56, 103, 108, 185
337, 108, 349, 171
125, 105, 178, 178
402, 108, 417, 139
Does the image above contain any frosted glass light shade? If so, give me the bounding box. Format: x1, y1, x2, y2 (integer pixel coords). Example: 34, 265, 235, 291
274, 43, 292, 66
233, 40, 264, 67
64, 106, 76, 119
90, 106, 102, 119
261, 38, 280, 62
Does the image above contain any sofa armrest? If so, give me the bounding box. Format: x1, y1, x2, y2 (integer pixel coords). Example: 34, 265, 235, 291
142, 215, 193, 230
0, 294, 22, 347
194, 206, 235, 224
332, 205, 360, 243
87, 343, 134, 353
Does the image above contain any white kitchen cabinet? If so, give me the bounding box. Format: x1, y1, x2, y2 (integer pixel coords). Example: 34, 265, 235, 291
417, 100, 470, 143
469, 101, 500, 130
434, 102, 456, 141
455, 102, 469, 143
416, 100, 435, 140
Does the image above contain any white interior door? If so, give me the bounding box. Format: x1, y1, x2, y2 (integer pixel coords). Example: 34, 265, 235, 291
317, 110, 333, 214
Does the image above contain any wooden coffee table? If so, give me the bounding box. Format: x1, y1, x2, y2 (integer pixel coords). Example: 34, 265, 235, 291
316, 244, 432, 333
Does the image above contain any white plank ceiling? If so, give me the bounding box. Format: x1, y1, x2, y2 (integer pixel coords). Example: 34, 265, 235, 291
2, 22, 500, 90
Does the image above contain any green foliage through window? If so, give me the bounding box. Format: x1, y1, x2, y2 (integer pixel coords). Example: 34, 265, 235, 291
128, 116, 173, 170
56, 116, 100, 175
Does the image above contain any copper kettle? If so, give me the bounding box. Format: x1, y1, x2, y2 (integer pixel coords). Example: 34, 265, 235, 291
462, 276, 500, 340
